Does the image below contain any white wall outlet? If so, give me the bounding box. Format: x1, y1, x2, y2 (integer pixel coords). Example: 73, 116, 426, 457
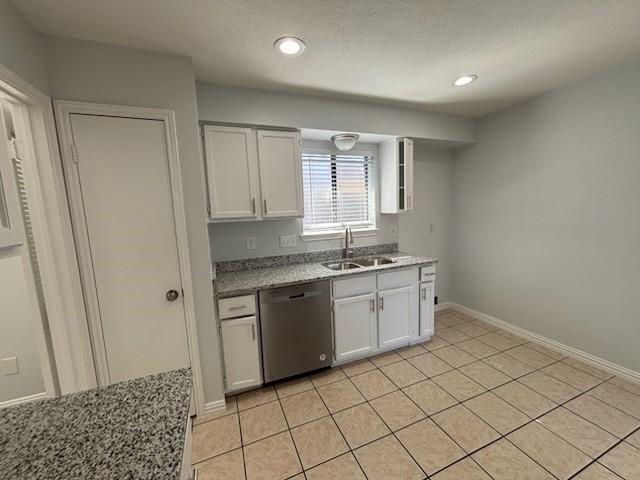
390, 226, 397, 238
279, 234, 297, 248
427, 223, 435, 234
1, 356, 19, 376
246, 236, 256, 250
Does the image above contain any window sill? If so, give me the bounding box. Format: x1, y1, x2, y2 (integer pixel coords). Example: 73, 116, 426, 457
300, 228, 379, 242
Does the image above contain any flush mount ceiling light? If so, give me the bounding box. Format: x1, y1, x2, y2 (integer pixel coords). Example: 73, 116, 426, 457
331, 133, 360, 151
274, 36, 306, 56
453, 74, 478, 87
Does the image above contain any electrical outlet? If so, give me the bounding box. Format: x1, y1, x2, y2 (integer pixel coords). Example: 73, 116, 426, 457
279, 234, 297, 248
1, 357, 19, 376
390, 226, 397, 238
246, 236, 256, 250
427, 223, 435, 234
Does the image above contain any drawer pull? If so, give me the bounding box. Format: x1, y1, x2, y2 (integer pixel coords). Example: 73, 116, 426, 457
228, 305, 247, 311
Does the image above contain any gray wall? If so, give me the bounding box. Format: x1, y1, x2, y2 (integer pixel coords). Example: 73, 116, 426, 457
0, 0, 48, 93
45, 36, 224, 404
451, 60, 640, 372
0, 0, 48, 404
196, 83, 476, 144
398, 144, 453, 302
210, 140, 398, 261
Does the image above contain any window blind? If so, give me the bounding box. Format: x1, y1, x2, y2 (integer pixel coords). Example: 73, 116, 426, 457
302, 152, 375, 232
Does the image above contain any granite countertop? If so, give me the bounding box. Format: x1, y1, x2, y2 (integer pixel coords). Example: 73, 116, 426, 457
0, 369, 192, 480
215, 252, 437, 297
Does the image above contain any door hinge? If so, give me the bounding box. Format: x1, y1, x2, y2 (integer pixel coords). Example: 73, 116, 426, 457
71, 144, 79, 164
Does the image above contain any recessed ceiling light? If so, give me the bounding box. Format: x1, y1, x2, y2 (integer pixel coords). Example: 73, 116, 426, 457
274, 37, 306, 56
453, 74, 478, 87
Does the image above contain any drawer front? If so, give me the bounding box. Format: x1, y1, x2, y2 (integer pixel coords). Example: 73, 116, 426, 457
333, 274, 377, 299
218, 294, 256, 319
378, 268, 418, 291
420, 265, 436, 282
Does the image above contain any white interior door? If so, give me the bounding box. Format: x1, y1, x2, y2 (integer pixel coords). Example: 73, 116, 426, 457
69, 114, 190, 384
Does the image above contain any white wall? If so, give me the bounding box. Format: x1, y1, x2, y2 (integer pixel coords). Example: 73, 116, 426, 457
0, 0, 48, 94
398, 144, 453, 302
45, 36, 224, 404
210, 140, 398, 261
0, 251, 46, 403
196, 83, 476, 144
451, 60, 640, 372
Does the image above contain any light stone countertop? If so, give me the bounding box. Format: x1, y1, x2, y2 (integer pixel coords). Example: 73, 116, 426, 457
215, 252, 437, 297
0, 369, 191, 480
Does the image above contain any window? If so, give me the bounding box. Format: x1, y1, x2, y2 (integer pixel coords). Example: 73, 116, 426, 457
302, 150, 375, 234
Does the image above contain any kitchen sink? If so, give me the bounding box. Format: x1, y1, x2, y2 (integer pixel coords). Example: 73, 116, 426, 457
322, 261, 362, 271
353, 256, 396, 267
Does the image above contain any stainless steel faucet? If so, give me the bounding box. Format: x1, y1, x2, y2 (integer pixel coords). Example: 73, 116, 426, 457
344, 226, 354, 259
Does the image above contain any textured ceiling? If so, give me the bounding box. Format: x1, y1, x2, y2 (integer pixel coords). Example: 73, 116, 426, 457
14, 0, 640, 116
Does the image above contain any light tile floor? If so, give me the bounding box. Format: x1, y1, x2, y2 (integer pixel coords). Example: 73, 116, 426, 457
192, 309, 640, 480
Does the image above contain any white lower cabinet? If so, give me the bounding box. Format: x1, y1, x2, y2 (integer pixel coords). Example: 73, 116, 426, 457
378, 285, 415, 349
419, 281, 435, 337
334, 292, 378, 362
220, 316, 262, 391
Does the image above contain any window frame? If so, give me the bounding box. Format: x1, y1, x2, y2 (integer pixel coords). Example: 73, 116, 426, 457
301, 146, 377, 238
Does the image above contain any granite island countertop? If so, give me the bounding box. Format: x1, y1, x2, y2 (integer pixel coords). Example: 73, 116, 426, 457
215, 252, 437, 297
0, 369, 191, 480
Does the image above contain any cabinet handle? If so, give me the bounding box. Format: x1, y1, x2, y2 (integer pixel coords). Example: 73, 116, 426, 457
251, 198, 256, 214
263, 199, 268, 215
228, 305, 246, 311
370, 298, 375, 312
251, 324, 255, 341
379, 297, 384, 311
422, 287, 427, 300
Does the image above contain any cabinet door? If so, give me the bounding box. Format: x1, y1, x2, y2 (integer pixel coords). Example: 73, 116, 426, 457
203, 125, 259, 220
419, 281, 434, 337
334, 293, 377, 362
220, 316, 262, 391
378, 285, 414, 349
404, 138, 414, 212
256, 130, 303, 218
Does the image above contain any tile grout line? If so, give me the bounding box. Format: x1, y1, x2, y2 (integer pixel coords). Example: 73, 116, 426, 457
194, 310, 639, 479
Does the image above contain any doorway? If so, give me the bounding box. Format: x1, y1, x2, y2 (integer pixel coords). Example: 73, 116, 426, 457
55, 102, 204, 412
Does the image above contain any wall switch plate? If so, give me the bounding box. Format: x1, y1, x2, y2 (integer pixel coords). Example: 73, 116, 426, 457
390, 226, 397, 238
427, 223, 435, 234
246, 236, 256, 250
1, 357, 19, 376
279, 234, 297, 248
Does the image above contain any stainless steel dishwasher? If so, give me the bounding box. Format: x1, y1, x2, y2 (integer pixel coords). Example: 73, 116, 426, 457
259, 280, 332, 383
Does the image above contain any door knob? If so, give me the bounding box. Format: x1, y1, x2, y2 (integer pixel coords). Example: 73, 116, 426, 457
166, 289, 180, 302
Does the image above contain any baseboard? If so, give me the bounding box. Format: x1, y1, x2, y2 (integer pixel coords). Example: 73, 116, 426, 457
448, 302, 640, 384
435, 301, 453, 312
203, 398, 226, 414
0, 391, 49, 409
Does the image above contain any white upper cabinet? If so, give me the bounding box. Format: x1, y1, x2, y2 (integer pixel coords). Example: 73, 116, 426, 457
256, 130, 303, 218
203, 125, 259, 220
203, 125, 303, 222
379, 137, 414, 214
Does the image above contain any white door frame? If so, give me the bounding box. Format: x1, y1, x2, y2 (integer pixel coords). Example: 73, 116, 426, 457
0, 65, 96, 400
55, 101, 205, 415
